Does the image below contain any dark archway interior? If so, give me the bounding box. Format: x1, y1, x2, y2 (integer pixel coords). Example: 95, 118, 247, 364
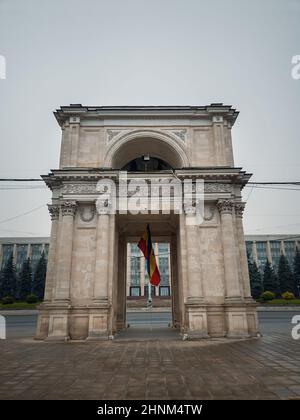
122, 156, 172, 172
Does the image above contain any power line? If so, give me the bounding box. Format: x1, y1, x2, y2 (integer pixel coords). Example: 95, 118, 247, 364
0, 178, 300, 185
0, 178, 43, 182
0, 204, 47, 225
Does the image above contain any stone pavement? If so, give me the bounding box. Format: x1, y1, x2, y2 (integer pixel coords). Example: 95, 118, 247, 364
0, 332, 300, 400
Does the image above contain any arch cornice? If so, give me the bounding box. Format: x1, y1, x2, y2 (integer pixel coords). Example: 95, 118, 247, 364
104, 128, 190, 168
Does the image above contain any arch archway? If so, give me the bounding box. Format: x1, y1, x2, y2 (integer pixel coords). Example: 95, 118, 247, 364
104, 129, 189, 169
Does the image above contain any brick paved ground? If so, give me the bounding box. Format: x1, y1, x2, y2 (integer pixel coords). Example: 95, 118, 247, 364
0, 332, 300, 400
0, 333, 300, 399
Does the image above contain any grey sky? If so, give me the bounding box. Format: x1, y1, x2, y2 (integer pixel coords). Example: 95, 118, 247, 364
0, 0, 299, 237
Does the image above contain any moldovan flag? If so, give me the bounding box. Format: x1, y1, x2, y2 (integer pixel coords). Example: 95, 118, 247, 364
138, 224, 161, 287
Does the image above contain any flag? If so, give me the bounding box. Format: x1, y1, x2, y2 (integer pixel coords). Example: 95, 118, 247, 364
138, 224, 161, 287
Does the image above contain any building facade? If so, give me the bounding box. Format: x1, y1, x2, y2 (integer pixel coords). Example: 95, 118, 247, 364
246, 235, 299, 273
127, 242, 171, 298
31, 104, 260, 341
0, 237, 49, 273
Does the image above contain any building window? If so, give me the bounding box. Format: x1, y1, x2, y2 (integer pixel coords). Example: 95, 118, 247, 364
130, 286, 141, 297
159, 286, 170, 296
284, 241, 296, 266
144, 285, 156, 297
16, 244, 28, 272
246, 242, 253, 261
1, 244, 13, 268
269, 241, 281, 271
31, 244, 44, 272
256, 242, 267, 271
158, 243, 169, 254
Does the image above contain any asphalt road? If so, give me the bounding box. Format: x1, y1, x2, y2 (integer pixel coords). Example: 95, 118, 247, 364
1, 310, 300, 339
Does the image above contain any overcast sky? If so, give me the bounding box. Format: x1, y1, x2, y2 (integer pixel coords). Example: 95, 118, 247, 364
0, 0, 299, 237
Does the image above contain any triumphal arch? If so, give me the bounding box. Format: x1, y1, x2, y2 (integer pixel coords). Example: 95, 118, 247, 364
36, 104, 259, 341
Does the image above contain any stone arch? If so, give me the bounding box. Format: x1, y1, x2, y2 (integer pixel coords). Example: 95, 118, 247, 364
104, 129, 190, 169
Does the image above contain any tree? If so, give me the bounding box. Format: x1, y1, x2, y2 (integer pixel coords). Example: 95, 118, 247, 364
0, 253, 17, 299
263, 260, 280, 295
19, 258, 32, 301
277, 254, 295, 294
32, 251, 47, 300
247, 254, 263, 299
293, 247, 300, 297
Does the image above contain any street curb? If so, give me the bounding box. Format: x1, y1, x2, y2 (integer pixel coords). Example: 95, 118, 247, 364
257, 306, 300, 311
0, 310, 38, 316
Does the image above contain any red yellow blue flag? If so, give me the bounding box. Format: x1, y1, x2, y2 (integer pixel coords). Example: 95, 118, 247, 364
138, 224, 161, 287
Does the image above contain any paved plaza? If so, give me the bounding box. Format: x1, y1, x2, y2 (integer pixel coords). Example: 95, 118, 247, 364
0, 311, 300, 400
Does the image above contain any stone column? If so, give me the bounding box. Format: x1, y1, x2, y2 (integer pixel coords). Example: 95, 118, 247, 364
185, 223, 205, 301
92, 213, 110, 302
266, 241, 272, 265
218, 200, 251, 338
12, 243, 17, 265
235, 203, 259, 337
54, 201, 77, 302
43, 204, 60, 303
183, 210, 208, 338
217, 200, 241, 301
170, 235, 180, 328
116, 235, 127, 331
252, 241, 258, 266
26, 243, 31, 259
88, 210, 112, 340
235, 203, 252, 299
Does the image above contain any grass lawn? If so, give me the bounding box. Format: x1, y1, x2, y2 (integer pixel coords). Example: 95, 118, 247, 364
0, 302, 40, 310
260, 299, 300, 305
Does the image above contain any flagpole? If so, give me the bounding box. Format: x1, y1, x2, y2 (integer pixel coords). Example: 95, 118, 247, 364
148, 279, 152, 306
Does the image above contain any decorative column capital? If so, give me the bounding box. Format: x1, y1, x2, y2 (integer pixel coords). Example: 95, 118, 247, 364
217, 199, 234, 215
183, 201, 196, 215
61, 201, 77, 217
47, 204, 60, 221
234, 202, 246, 218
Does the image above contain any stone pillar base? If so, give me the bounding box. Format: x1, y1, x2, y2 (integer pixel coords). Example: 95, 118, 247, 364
224, 302, 251, 338
36, 302, 70, 341
207, 305, 226, 338
87, 306, 110, 340
246, 299, 260, 337
36, 303, 112, 341
184, 301, 210, 339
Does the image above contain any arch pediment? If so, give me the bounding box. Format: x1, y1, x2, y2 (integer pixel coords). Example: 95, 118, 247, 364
104, 129, 190, 169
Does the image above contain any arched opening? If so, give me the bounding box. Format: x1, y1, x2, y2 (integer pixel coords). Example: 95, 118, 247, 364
114, 213, 182, 341
106, 133, 188, 169
122, 156, 171, 172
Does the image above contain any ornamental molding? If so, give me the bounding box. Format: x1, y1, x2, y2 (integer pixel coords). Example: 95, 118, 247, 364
217, 199, 234, 214
47, 204, 60, 221
61, 181, 234, 196
169, 129, 187, 142
204, 183, 233, 193
106, 129, 128, 142
62, 183, 98, 194
95, 196, 113, 215
203, 206, 216, 221
61, 201, 77, 217
78, 204, 96, 222
234, 202, 246, 218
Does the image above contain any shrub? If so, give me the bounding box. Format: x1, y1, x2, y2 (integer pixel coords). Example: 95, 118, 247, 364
26, 294, 38, 304
282, 291, 295, 300
1, 295, 14, 305
260, 291, 275, 301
